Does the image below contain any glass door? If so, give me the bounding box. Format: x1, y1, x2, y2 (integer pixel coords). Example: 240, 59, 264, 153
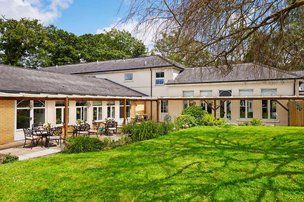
15, 100, 46, 141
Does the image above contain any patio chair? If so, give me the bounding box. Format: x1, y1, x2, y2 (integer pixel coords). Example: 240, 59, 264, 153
23, 128, 41, 149
105, 120, 118, 136
77, 123, 91, 136
49, 127, 63, 146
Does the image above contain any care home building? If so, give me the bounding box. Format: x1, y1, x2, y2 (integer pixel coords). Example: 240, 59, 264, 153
1, 55, 304, 145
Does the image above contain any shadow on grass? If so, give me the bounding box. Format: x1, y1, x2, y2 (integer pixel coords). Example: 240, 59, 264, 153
1, 126, 304, 201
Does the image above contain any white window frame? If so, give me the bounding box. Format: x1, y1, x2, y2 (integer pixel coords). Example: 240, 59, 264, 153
93, 107, 103, 121
155, 72, 165, 85
183, 91, 195, 109
107, 101, 116, 119
124, 73, 133, 81
261, 89, 277, 120
76, 101, 88, 122
16, 100, 46, 130
161, 100, 168, 113
119, 100, 131, 118
239, 89, 254, 119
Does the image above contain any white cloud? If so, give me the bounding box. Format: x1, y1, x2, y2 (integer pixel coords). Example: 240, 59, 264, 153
97, 19, 165, 50
0, 0, 73, 24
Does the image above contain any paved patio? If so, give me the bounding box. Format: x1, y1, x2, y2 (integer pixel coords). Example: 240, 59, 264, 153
0, 134, 125, 161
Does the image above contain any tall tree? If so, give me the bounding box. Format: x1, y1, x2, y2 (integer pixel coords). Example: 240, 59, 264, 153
46, 25, 80, 66
78, 29, 146, 62
0, 18, 49, 68
125, 0, 304, 67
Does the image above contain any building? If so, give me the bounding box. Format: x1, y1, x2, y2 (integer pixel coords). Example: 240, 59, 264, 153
0, 55, 303, 145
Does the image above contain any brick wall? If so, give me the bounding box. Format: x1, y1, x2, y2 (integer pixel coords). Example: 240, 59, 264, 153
0, 100, 15, 144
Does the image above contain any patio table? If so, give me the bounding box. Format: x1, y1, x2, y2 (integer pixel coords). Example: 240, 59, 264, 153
33, 128, 52, 147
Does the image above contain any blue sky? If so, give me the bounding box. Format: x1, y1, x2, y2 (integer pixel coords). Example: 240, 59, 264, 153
52, 0, 128, 36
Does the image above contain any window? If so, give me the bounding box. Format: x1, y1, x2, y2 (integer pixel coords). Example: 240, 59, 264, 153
17, 100, 31, 129
261, 89, 277, 119
183, 91, 195, 109
33, 101, 45, 126
93, 101, 103, 121
200, 90, 212, 114
161, 100, 168, 113
16, 100, 45, 129
76, 101, 87, 122
155, 72, 165, 85
219, 90, 232, 119
107, 101, 115, 119
239, 89, 253, 119
119, 100, 131, 118
124, 73, 133, 81
55, 101, 67, 125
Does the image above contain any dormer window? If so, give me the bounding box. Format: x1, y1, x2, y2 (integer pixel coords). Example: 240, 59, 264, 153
124, 73, 133, 81
155, 72, 165, 85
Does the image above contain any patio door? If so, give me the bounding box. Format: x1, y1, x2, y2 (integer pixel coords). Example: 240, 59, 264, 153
219, 90, 232, 120
15, 100, 46, 141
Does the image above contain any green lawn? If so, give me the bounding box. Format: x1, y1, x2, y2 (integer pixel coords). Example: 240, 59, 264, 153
1, 126, 304, 201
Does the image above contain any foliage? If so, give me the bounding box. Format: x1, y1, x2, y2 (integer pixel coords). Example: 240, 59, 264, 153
155, 32, 211, 67
239, 118, 264, 126
122, 121, 173, 142
0, 153, 18, 164
201, 113, 225, 126
102, 136, 133, 150
0, 127, 304, 201
0, 18, 49, 68
182, 106, 207, 125
0, 18, 146, 68
174, 114, 197, 129
250, 118, 264, 126
63, 136, 103, 153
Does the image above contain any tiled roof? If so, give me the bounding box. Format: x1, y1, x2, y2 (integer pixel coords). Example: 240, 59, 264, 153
0, 64, 145, 97
167, 63, 298, 84
42, 55, 184, 74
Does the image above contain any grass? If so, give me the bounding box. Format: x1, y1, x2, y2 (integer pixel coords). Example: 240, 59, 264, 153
0, 126, 304, 201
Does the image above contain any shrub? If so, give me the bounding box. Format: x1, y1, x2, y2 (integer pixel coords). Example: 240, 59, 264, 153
215, 118, 225, 126
63, 136, 103, 153
201, 114, 225, 126
0, 153, 18, 164
174, 114, 197, 129
202, 114, 216, 126
239, 118, 264, 126
250, 118, 264, 126
182, 106, 207, 125
122, 121, 173, 142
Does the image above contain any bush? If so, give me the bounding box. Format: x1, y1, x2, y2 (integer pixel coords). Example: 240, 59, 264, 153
174, 114, 197, 129
201, 114, 225, 126
182, 106, 207, 125
202, 114, 216, 126
0, 153, 18, 164
63, 136, 103, 153
215, 118, 225, 126
250, 118, 264, 126
122, 121, 173, 142
239, 118, 264, 126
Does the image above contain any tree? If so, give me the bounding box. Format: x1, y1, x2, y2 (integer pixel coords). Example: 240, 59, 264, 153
244, 7, 304, 70
155, 32, 211, 67
78, 29, 146, 62
0, 18, 49, 68
125, 0, 304, 68
45, 25, 80, 66
0, 18, 147, 68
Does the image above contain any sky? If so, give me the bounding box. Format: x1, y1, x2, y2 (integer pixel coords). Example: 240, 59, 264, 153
0, 0, 155, 48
